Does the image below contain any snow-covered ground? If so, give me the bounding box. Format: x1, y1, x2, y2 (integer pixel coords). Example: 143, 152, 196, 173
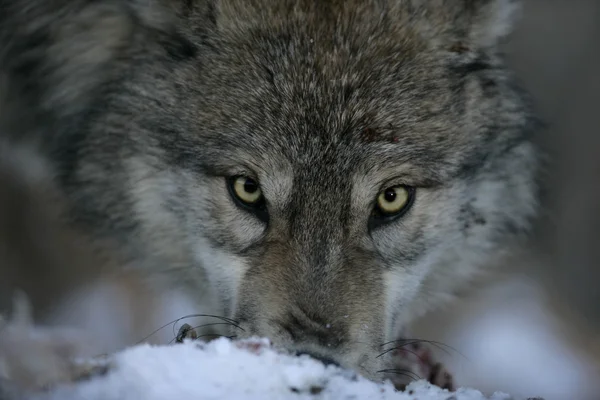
24, 338, 517, 400
5, 277, 593, 399
0, 280, 562, 400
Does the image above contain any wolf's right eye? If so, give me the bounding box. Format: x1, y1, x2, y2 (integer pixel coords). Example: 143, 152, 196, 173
227, 176, 268, 222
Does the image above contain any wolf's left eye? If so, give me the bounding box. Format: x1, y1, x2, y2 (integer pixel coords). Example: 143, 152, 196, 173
370, 185, 415, 227
227, 176, 268, 222
231, 176, 263, 205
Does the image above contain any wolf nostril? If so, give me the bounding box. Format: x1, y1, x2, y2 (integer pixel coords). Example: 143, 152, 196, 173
295, 351, 340, 367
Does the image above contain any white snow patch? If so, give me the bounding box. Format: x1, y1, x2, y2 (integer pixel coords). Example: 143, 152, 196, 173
29, 338, 521, 400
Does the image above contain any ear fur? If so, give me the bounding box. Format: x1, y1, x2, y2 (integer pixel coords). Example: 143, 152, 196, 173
468, 0, 522, 47
0, 0, 183, 126
406, 0, 522, 50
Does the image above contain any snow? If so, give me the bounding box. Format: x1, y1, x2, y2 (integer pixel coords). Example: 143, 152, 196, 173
29, 337, 520, 400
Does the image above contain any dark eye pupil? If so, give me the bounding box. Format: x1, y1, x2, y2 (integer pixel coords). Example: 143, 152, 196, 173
383, 188, 396, 202
244, 179, 258, 193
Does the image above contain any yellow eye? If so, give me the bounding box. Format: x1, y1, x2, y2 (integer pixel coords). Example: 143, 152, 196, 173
375, 185, 410, 215
231, 176, 263, 205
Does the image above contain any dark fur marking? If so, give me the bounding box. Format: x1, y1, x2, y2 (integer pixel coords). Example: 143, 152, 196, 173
361, 127, 379, 142
342, 82, 354, 103
459, 204, 487, 232
163, 31, 198, 61
262, 64, 276, 85
450, 55, 491, 77
449, 42, 470, 54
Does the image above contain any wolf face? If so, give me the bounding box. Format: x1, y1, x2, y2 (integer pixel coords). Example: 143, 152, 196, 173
0, 0, 539, 382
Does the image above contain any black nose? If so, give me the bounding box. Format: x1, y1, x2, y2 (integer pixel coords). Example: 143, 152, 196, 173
296, 351, 340, 367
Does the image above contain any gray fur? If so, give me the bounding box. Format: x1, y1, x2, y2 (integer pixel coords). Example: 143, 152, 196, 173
0, 0, 540, 386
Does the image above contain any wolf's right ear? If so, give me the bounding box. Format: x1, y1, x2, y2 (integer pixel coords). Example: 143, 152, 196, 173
0, 0, 183, 127
1, 1, 128, 122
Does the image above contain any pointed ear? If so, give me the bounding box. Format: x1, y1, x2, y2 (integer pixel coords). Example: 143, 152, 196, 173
0, 0, 187, 127
1, 1, 135, 123
408, 0, 522, 51
467, 0, 522, 48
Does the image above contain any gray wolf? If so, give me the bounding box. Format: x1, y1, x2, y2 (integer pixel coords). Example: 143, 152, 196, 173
0, 0, 539, 392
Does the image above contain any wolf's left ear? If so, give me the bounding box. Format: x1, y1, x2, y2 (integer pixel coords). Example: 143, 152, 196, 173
466, 0, 522, 48
409, 0, 522, 50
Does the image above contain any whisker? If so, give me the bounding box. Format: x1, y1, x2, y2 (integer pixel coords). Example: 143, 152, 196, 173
184, 322, 239, 335
137, 314, 243, 345
171, 317, 242, 338
380, 338, 448, 350
175, 322, 240, 339
380, 338, 466, 359
380, 340, 447, 356
376, 346, 427, 364
172, 322, 243, 344
170, 332, 238, 344
194, 322, 239, 329
197, 333, 237, 340
376, 368, 421, 381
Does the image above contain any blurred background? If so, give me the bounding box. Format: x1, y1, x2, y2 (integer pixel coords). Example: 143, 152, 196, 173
416, 1, 600, 399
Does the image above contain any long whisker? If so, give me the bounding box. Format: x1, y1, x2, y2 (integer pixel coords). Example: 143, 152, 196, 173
172, 322, 241, 343
178, 321, 239, 338
376, 346, 427, 364
197, 334, 237, 340
380, 339, 449, 357
170, 332, 239, 344
193, 322, 240, 330
171, 317, 243, 338
380, 338, 466, 359
137, 314, 243, 344
376, 368, 421, 381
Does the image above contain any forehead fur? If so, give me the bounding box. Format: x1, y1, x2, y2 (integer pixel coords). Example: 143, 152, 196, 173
215, 0, 520, 48
181, 0, 529, 182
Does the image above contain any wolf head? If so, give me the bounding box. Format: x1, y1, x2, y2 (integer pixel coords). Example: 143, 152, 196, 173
1, 0, 539, 381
